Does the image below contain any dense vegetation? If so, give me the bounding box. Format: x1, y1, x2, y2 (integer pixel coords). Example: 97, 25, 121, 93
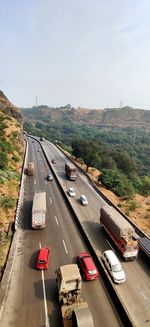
0, 113, 22, 272
23, 109, 150, 198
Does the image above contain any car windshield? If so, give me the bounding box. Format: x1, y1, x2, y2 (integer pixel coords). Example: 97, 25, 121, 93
88, 269, 97, 275
112, 264, 122, 272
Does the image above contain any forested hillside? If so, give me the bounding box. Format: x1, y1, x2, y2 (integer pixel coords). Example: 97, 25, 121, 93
22, 104, 150, 129
22, 105, 150, 195
0, 91, 24, 277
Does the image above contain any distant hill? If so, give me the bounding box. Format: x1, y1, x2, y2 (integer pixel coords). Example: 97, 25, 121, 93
22, 105, 150, 130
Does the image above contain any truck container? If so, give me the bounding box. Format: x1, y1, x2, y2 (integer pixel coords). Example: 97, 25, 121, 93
27, 162, 35, 175
139, 237, 150, 258
100, 205, 139, 261
32, 191, 46, 229
56, 264, 94, 327
65, 162, 77, 181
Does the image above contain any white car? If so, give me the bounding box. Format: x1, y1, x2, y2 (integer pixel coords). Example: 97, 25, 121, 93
68, 187, 76, 197
47, 174, 53, 181
102, 250, 126, 284
80, 194, 88, 205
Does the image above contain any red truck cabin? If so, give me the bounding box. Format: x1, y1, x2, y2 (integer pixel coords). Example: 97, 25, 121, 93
36, 247, 50, 270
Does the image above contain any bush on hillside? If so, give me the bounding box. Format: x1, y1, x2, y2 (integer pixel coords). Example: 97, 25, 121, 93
99, 168, 134, 197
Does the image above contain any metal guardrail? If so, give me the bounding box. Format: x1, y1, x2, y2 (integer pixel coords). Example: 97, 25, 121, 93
15, 139, 28, 230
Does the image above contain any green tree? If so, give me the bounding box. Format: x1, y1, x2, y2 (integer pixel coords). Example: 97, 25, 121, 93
99, 168, 134, 197
72, 139, 102, 171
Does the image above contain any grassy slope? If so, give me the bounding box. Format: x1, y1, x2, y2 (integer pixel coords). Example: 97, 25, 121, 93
0, 111, 24, 272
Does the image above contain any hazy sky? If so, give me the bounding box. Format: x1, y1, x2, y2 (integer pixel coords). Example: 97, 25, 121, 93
1, 0, 150, 109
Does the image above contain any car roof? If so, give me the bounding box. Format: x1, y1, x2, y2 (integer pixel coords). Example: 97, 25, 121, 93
81, 194, 86, 198
38, 247, 50, 260
104, 250, 120, 265
79, 253, 96, 270
83, 257, 96, 270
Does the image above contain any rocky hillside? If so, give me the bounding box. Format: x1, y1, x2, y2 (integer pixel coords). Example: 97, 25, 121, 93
22, 105, 150, 129
0, 90, 22, 124
0, 90, 24, 277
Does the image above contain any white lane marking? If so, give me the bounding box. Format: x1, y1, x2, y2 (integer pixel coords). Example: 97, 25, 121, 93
39, 242, 50, 327
41, 270, 50, 327
55, 216, 59, 225
45, 180, 47, 185
63, 240, 68, 254
140, 291, 146, 300
136, 285, 149, 304
49, 197, 52, 204
34, 180, 36, 185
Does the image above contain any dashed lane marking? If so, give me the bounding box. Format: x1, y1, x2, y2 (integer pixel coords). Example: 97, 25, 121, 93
63, 240, 68, 254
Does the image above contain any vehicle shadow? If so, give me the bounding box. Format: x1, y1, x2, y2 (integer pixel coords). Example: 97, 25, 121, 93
29, 250, 39, 269
34, 278, 62, 327
20, 200, 32, 230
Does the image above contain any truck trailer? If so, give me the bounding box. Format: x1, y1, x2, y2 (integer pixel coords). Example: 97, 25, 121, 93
100, 205, 139, 260
56, 264, 94, 327
27, 162, 35, 175
65, 162, 77, 181
32, 191, 46, 229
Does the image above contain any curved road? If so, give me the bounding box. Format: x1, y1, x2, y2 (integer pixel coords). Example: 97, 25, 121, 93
41, 139, 150, 327
0, 137, 122, 327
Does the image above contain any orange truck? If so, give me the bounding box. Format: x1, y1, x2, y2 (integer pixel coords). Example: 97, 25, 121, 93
27, 162, 35, 175
100, 205, 139, 261
65, 162, 77, 181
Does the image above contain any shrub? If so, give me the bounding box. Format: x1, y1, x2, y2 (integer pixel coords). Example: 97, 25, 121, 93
128, 200, 139, 210
12, 155, 19, 162
99, 168, 134, 197
0, 196, 15, 210
0, 152, 8, 169
11, 131, 18, 139
117, 203, 124, 208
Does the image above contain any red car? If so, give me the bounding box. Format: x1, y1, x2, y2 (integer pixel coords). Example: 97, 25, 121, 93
77, 252, 99, 280
36, 247, 50, 270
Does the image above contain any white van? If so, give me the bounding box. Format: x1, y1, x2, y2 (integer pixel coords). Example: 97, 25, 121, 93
102, 250, 126, 284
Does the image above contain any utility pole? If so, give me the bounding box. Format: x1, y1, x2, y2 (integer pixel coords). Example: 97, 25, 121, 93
120, 100, 123, 108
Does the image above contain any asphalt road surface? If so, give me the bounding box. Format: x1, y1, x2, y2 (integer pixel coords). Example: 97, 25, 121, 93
0, 138, 122, 327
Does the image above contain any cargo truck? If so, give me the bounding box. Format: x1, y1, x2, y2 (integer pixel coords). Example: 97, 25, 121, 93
27, 162, 35, 175
32, 191, 46, 229
139, 237, 150, 258
55, 264, 94, 327
65, 162, 77, 181
100, 205, 139, 261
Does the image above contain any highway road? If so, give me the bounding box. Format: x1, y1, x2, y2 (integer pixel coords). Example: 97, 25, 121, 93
41, 139, 150, 327
0, 137, 122, 327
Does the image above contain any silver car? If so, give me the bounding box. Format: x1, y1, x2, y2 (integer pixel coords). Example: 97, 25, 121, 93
80, 194, 88, 205
68, 187, 76, 197
47, 174, 53, 181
